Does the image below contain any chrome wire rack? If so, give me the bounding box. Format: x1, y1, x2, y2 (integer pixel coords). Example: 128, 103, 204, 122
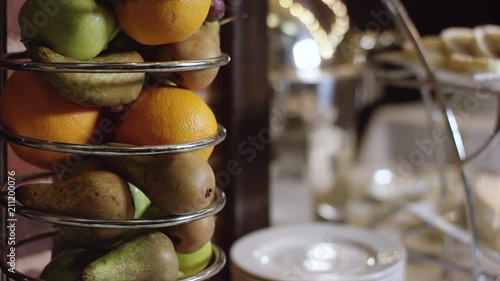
0, 29, 230, 281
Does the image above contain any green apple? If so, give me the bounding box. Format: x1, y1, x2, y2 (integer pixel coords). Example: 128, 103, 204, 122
18, 0, 117, 60
129, 183, 168, 219
177, 271, 187, 279
141, 204, 166, 219
128, 183, 152, 219
108, 32, 157, 61
177, 241, 213, 277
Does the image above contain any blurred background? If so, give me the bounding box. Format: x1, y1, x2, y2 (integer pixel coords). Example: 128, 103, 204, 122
263, 1, 500, 280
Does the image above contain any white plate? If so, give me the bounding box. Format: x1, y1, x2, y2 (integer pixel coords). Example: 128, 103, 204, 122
230, 223, 406, 281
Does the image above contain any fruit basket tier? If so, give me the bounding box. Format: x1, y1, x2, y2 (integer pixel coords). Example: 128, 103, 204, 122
0, 51, 230, 73
0, 124, 226, 156
0, 172, 226, 229
0, 229, 227, 281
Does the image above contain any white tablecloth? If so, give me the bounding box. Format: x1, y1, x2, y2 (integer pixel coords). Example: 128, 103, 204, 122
359, 101, 499, 171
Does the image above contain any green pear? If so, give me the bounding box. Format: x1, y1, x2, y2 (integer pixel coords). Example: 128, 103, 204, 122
155, 22, 222, 90
41, 249, 103, 281
80, 231, 178, 281
17, 171, 134, 246
177, 241, 213, 277
28, 45, 145, 107
100, 152, 216, 215
18, 0, 117, 60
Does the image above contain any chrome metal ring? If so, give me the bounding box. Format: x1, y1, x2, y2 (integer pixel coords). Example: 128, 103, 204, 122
0, 52, 231, 73
0, 124, 226, 156
0, 173, 226, 229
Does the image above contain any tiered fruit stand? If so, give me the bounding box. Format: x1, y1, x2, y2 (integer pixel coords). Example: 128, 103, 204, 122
0, 28, 231, 281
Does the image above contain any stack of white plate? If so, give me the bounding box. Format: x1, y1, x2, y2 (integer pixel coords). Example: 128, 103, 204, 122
230, 223, 407, 281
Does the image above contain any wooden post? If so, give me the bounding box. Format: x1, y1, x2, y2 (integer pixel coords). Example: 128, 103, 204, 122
210, 0, 270, 278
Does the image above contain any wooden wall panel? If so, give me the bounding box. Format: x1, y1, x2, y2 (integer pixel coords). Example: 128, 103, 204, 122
210, 0, 271, 278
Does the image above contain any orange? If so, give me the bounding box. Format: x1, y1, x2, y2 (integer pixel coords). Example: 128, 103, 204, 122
114, 87, 217, 159
113, 0, 212, 45
0, 71, 100, 170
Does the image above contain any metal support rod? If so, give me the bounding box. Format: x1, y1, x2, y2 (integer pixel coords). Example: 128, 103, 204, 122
417, 81, 451, 203
380, 0, 482, 279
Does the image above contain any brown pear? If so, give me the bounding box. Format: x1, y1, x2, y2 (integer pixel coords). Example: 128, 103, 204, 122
162, 215, 216, 253
101, 152, 216, 215
17, 171, 134, 246
155, 22, 222, 90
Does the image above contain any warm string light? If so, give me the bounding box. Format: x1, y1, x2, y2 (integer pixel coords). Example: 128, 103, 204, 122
278, 0, 349, 60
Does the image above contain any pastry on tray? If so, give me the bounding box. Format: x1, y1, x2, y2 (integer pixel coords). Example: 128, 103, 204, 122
402, 24, 500, 74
